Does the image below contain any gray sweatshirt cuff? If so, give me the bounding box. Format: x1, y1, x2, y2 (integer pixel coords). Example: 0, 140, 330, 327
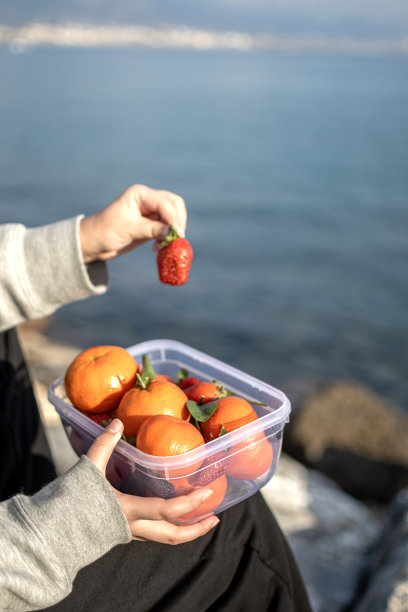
1, 456, 131, 610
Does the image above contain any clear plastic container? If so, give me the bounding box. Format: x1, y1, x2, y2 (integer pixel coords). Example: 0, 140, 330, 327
48, 339, 291, 524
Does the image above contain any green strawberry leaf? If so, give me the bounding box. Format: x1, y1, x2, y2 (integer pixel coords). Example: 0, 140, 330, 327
159, 225, 179, 248
176, 367, 189, 383
210, 425, 228, 442
211, 380, 232, 399
186, 399, 218, 422
121, 433, 137, 446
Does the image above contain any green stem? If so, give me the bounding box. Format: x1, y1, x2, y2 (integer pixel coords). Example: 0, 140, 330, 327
159, 225, 179, 248
136, 372, 148, 390
141, 354, 157, 385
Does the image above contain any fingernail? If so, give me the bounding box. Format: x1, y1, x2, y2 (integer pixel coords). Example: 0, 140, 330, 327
209, 517, 220, 528
106, 418, 122, 433
175, 225, 185, 238
158, 225, 169, 239
201, 489, 213, 502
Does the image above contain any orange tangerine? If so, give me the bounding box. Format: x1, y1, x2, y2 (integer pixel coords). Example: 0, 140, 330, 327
64, 345, 139, 413
200, 396, 258, 441
153, 373, 173, 383
136, 414, 205, 476
200, 396, 273, 480
176, 475, 228, 524
117, 379, 190, 438
226, 433, 273, 480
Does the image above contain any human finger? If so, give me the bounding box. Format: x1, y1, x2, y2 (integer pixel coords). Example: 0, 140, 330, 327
137, 186, 187, 237
165, 192, 187, 237
118, 487, 214, 522
130, 515, 220, 545
86, 419, 124, 473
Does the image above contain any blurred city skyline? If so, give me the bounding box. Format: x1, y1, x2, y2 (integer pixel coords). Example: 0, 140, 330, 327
1, 0, 408, 39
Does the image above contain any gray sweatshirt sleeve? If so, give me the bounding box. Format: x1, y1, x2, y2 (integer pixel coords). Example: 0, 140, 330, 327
0, 216, 108, 332
0, 455, 132, 611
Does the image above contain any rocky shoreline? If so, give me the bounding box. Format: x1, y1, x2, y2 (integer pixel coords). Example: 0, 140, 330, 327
18, 320, 408, 612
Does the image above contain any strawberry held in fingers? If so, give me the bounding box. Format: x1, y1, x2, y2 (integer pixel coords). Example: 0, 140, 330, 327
157, 225, 193, 286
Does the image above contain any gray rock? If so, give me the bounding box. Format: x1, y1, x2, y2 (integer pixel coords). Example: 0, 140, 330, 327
283, 380, 408, 503
352, 488, 408, 612
262, 454, 384, 612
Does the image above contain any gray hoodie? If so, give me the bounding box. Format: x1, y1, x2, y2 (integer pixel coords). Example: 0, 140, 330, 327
0, 217, 132, 611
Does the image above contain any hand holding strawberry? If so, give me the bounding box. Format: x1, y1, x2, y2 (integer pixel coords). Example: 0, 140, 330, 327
157, 225, 193, 286
80, 185, 187, 263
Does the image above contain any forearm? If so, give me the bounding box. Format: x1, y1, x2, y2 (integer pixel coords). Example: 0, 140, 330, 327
0, 456, 131, 611
0, 217, 108, 332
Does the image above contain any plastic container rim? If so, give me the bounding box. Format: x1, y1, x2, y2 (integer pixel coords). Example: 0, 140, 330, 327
48, 339, 291, 471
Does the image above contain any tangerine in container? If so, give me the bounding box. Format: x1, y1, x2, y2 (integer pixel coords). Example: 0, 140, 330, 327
48, 339, 291, 525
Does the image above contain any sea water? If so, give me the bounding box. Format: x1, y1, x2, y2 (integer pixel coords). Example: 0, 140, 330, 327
0, 47, 407, 410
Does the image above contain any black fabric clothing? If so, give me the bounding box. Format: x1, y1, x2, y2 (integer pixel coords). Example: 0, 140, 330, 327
44, 492, 312, 612
0, 327, 56, 501
1, 328, 312, 612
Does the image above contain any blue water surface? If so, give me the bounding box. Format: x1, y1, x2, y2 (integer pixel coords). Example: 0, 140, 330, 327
1, 48, 407, 409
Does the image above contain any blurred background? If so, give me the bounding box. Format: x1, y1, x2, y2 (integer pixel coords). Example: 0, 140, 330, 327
1, 1, 407, 412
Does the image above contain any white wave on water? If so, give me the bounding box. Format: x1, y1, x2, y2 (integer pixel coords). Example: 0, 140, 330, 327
1, 22, 408, 55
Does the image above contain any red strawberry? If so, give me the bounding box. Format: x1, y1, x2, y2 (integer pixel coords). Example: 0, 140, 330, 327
186, 381, 228, 404
189, 450, 229, 486
178, 376, 202, 390
87, 411, 115, 427
157, 225, 193, 286
141, 474, 176, 499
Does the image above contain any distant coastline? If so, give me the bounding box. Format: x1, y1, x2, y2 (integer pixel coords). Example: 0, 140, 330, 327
1, 22, 407, 55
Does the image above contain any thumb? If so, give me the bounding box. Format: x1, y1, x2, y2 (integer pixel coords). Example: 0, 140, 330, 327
87, 419, 124, 474
137, 217, 169, 242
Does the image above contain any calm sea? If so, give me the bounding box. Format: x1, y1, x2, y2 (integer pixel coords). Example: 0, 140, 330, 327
1, 47, 407, 410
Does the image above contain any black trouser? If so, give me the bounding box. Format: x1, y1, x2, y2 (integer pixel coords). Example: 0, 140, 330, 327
1, 327, 312, 612
0, 327, 56, 501
44, 492, 313, 612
